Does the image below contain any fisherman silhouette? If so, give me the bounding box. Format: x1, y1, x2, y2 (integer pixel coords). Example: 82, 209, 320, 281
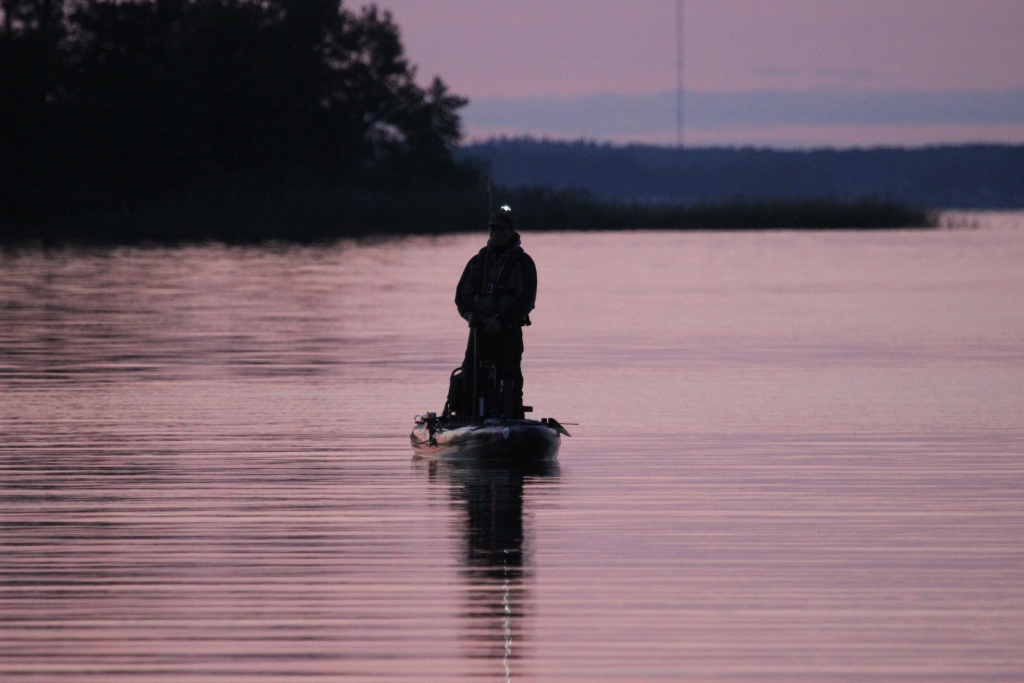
455, 206, 537, 419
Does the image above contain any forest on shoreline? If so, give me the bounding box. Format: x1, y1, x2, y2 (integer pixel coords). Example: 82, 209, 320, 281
1, 0, 933, 245
465, 140, 1024, 209
1, 185, 933, 246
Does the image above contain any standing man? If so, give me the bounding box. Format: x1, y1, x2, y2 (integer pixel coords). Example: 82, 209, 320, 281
455, 206, 537, 419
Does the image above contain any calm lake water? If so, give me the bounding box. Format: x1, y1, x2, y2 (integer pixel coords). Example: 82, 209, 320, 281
2, 214, 1024, 682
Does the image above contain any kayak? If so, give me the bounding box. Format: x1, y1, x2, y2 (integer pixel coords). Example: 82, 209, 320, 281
410, 415, 570, 462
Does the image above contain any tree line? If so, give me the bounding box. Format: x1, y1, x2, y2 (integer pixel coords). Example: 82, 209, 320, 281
464, 139, 1024, 209
0, 0, 478, 227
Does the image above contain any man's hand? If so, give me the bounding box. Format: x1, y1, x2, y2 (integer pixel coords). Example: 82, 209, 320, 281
484, 318, 501, 335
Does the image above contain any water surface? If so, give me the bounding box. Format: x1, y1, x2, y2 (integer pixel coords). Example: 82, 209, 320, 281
2, 216, 1023, 681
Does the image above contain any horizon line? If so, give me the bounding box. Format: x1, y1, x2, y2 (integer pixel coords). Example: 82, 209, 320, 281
458, 135, 1024, 154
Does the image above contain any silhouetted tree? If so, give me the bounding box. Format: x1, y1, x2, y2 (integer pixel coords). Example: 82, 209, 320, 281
0, 0, 474, 226
0, 0, 71, 219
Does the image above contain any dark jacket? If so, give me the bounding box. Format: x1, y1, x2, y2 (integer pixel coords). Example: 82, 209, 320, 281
455, 233, 537, 328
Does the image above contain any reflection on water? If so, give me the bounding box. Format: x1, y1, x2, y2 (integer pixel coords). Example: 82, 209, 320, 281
418, 458, 559, 680
2, 218, 1024, 681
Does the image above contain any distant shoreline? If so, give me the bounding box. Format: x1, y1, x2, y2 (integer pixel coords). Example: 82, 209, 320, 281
462, 140, 1024, 210
0, 187, 934, 247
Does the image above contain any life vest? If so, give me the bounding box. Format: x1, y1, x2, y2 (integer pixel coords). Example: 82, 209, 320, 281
470, 242, 532, 326
479, 244, 523, 297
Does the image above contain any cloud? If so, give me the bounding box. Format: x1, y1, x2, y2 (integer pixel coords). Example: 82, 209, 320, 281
811, 68, 874, 83
462, 87, 1024, 144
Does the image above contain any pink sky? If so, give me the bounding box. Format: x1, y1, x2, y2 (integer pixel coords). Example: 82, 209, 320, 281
374, 0, 1024, 146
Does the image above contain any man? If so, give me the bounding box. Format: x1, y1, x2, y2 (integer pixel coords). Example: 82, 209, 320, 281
455, 205, 537, 419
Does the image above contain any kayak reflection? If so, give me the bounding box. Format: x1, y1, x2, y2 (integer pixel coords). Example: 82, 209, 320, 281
421, 458, 559, 679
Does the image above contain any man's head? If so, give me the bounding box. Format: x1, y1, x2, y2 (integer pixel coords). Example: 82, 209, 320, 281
487, 205, 515, 249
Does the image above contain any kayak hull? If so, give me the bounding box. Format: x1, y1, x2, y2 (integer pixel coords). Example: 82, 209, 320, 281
411, 419, 560, 462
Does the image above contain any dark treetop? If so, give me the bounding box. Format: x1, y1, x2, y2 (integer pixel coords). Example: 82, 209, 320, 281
0, 0, 474, 226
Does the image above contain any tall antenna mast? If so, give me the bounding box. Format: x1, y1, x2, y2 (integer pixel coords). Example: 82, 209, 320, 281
676, 0, 684, 148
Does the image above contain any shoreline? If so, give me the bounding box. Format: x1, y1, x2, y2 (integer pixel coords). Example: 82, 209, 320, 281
0, 187, 935, 247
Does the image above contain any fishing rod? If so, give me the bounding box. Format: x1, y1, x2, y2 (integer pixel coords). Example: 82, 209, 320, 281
471, 327, 478, 422
472, 176, 491, 423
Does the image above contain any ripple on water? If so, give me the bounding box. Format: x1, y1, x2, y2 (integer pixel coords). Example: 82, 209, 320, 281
2, 225, 1024, 681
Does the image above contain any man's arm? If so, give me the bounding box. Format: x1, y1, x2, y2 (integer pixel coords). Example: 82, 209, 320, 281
454, 256, 478, 322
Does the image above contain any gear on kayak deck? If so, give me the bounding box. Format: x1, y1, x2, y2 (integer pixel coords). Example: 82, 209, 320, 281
410, 332, 571, 462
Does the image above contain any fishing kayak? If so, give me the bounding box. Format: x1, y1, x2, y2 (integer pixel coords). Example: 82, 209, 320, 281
410, 415, 569, 462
